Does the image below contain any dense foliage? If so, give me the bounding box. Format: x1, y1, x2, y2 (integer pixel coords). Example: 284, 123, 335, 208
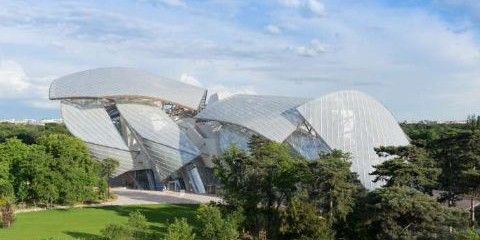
0, 122, 69, 145
353, 186, 467, 239
0, 132, 107, 209
212, 136, 361, 239
208, 134, 476, 239
372, 145, 440, 193
165, 218, 196, 240
401, 118, 480, 225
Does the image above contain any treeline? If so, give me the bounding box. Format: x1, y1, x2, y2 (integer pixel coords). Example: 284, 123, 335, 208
0, 123, 112, 227
0, 122, 70, 144
99, 118, 480, 240
401, 117, 480, 212
151, 123, 480, 240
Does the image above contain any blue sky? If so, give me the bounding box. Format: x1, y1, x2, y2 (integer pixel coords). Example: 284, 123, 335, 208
0, 0, 479, 121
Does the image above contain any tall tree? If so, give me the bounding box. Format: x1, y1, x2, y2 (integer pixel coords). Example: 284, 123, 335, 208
458, 116, 480, 225
354, 186, 468, 240
371, 145, 440, 194
306, 150, 363, 225
38, 134, 102, 205
100, 158, 120, 199
214, 136, 306, 238
432, 122, 480, 225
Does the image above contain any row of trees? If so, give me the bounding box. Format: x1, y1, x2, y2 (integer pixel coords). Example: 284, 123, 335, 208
0, 122, 70, 144
100, 117, 479, 239
89, 130, 480, 239
118, 133, 473, 240
0, 125, 120, 227
206, 135, 476, 239
400, 116, 480, 224
0, 135, 105, 206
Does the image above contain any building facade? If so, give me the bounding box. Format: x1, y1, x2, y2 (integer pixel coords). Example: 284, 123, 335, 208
49, 67, 409, 192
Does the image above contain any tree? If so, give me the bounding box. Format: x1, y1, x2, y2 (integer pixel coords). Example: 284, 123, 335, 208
100, 210, 151, 240
213, 144, 260, 210
280, 197, 333, 240
432, 125, 480, 225
458, 229, 480, 240
128, 210, 149, 239
38, 134, 102, 205
372, 145, 440, 194
100, 223, 131, 240
354, 186, 468, 240
196, 204, 241, 240
165, 218, 196, 240
214, 136, 308, 237
213, 136, 363, 238
100, 158, 120, 199
306, 150, 363, 224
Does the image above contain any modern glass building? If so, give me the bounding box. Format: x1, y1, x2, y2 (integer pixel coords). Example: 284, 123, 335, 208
49, 67, 409, 192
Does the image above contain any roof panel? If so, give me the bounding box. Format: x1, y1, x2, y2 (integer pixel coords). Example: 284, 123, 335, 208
50, 67, 207, 110
195, 94, 310, 142
61, 101, 134, 175
297, 90, 409, 189
61, 101, 129, 150
116, 103, 201, 179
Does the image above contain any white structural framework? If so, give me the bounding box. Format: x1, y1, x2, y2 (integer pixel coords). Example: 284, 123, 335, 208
49, 67, 409, 192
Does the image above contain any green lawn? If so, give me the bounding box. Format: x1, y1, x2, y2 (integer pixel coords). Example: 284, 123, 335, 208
0, 204, 200, 240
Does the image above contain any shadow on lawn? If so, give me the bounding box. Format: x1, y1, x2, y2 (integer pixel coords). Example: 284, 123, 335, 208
64, 231, 102, 240
65, 204, 200, 238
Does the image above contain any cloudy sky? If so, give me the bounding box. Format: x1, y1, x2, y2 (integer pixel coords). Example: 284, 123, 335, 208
0, 0, 479, 121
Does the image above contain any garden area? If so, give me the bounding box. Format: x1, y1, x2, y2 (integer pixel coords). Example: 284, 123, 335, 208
0, 204, 199, 240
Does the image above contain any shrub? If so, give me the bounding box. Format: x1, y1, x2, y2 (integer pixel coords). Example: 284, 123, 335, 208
128, 210, 148, 239
99, 210, 154, 240
165, 218, 196, 240
0, 197, 15, 228
280, 198, 333, 240
197, 204, 240, 240
100, 223, 131, 240
458, 229, 480, 240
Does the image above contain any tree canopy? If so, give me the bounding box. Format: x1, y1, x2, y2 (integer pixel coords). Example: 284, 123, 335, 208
372, 145, 440, 194
354, 186, 467, 240
0, 134, 107, 207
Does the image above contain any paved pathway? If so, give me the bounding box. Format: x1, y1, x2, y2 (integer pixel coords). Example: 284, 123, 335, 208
103, 188, 222, 205
16, 188, 221, 213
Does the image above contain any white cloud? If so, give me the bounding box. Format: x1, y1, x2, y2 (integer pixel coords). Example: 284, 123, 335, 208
0, 60, 57, 109
0, 1, 479, 119
279, 0, 302, 8
139, 0, 186, 7
159, 0, 186, 7
179, 73, 202, 87
295, 39, 327, 57
279, 0, 325, 17
306, 0, 325, 16
265, 24, 282, 34
0, 61, 31, 98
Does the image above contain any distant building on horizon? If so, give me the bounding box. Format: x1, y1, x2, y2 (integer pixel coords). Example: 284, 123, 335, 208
0, 118, 63, 125
49, 67, 409, 193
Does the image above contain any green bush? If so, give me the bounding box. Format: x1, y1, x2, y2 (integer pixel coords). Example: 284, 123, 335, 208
197, 204, 240, 240
280, 198, 333, 240
0, 135, 107, 206
100, 223, 132, 240
128, 210, 148, 239
458, 230, 480, 240
164, 218, 196, 240
99, 210, 153, 240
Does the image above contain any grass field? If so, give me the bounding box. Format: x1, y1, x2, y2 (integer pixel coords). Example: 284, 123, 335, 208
0, 204, 199, 240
